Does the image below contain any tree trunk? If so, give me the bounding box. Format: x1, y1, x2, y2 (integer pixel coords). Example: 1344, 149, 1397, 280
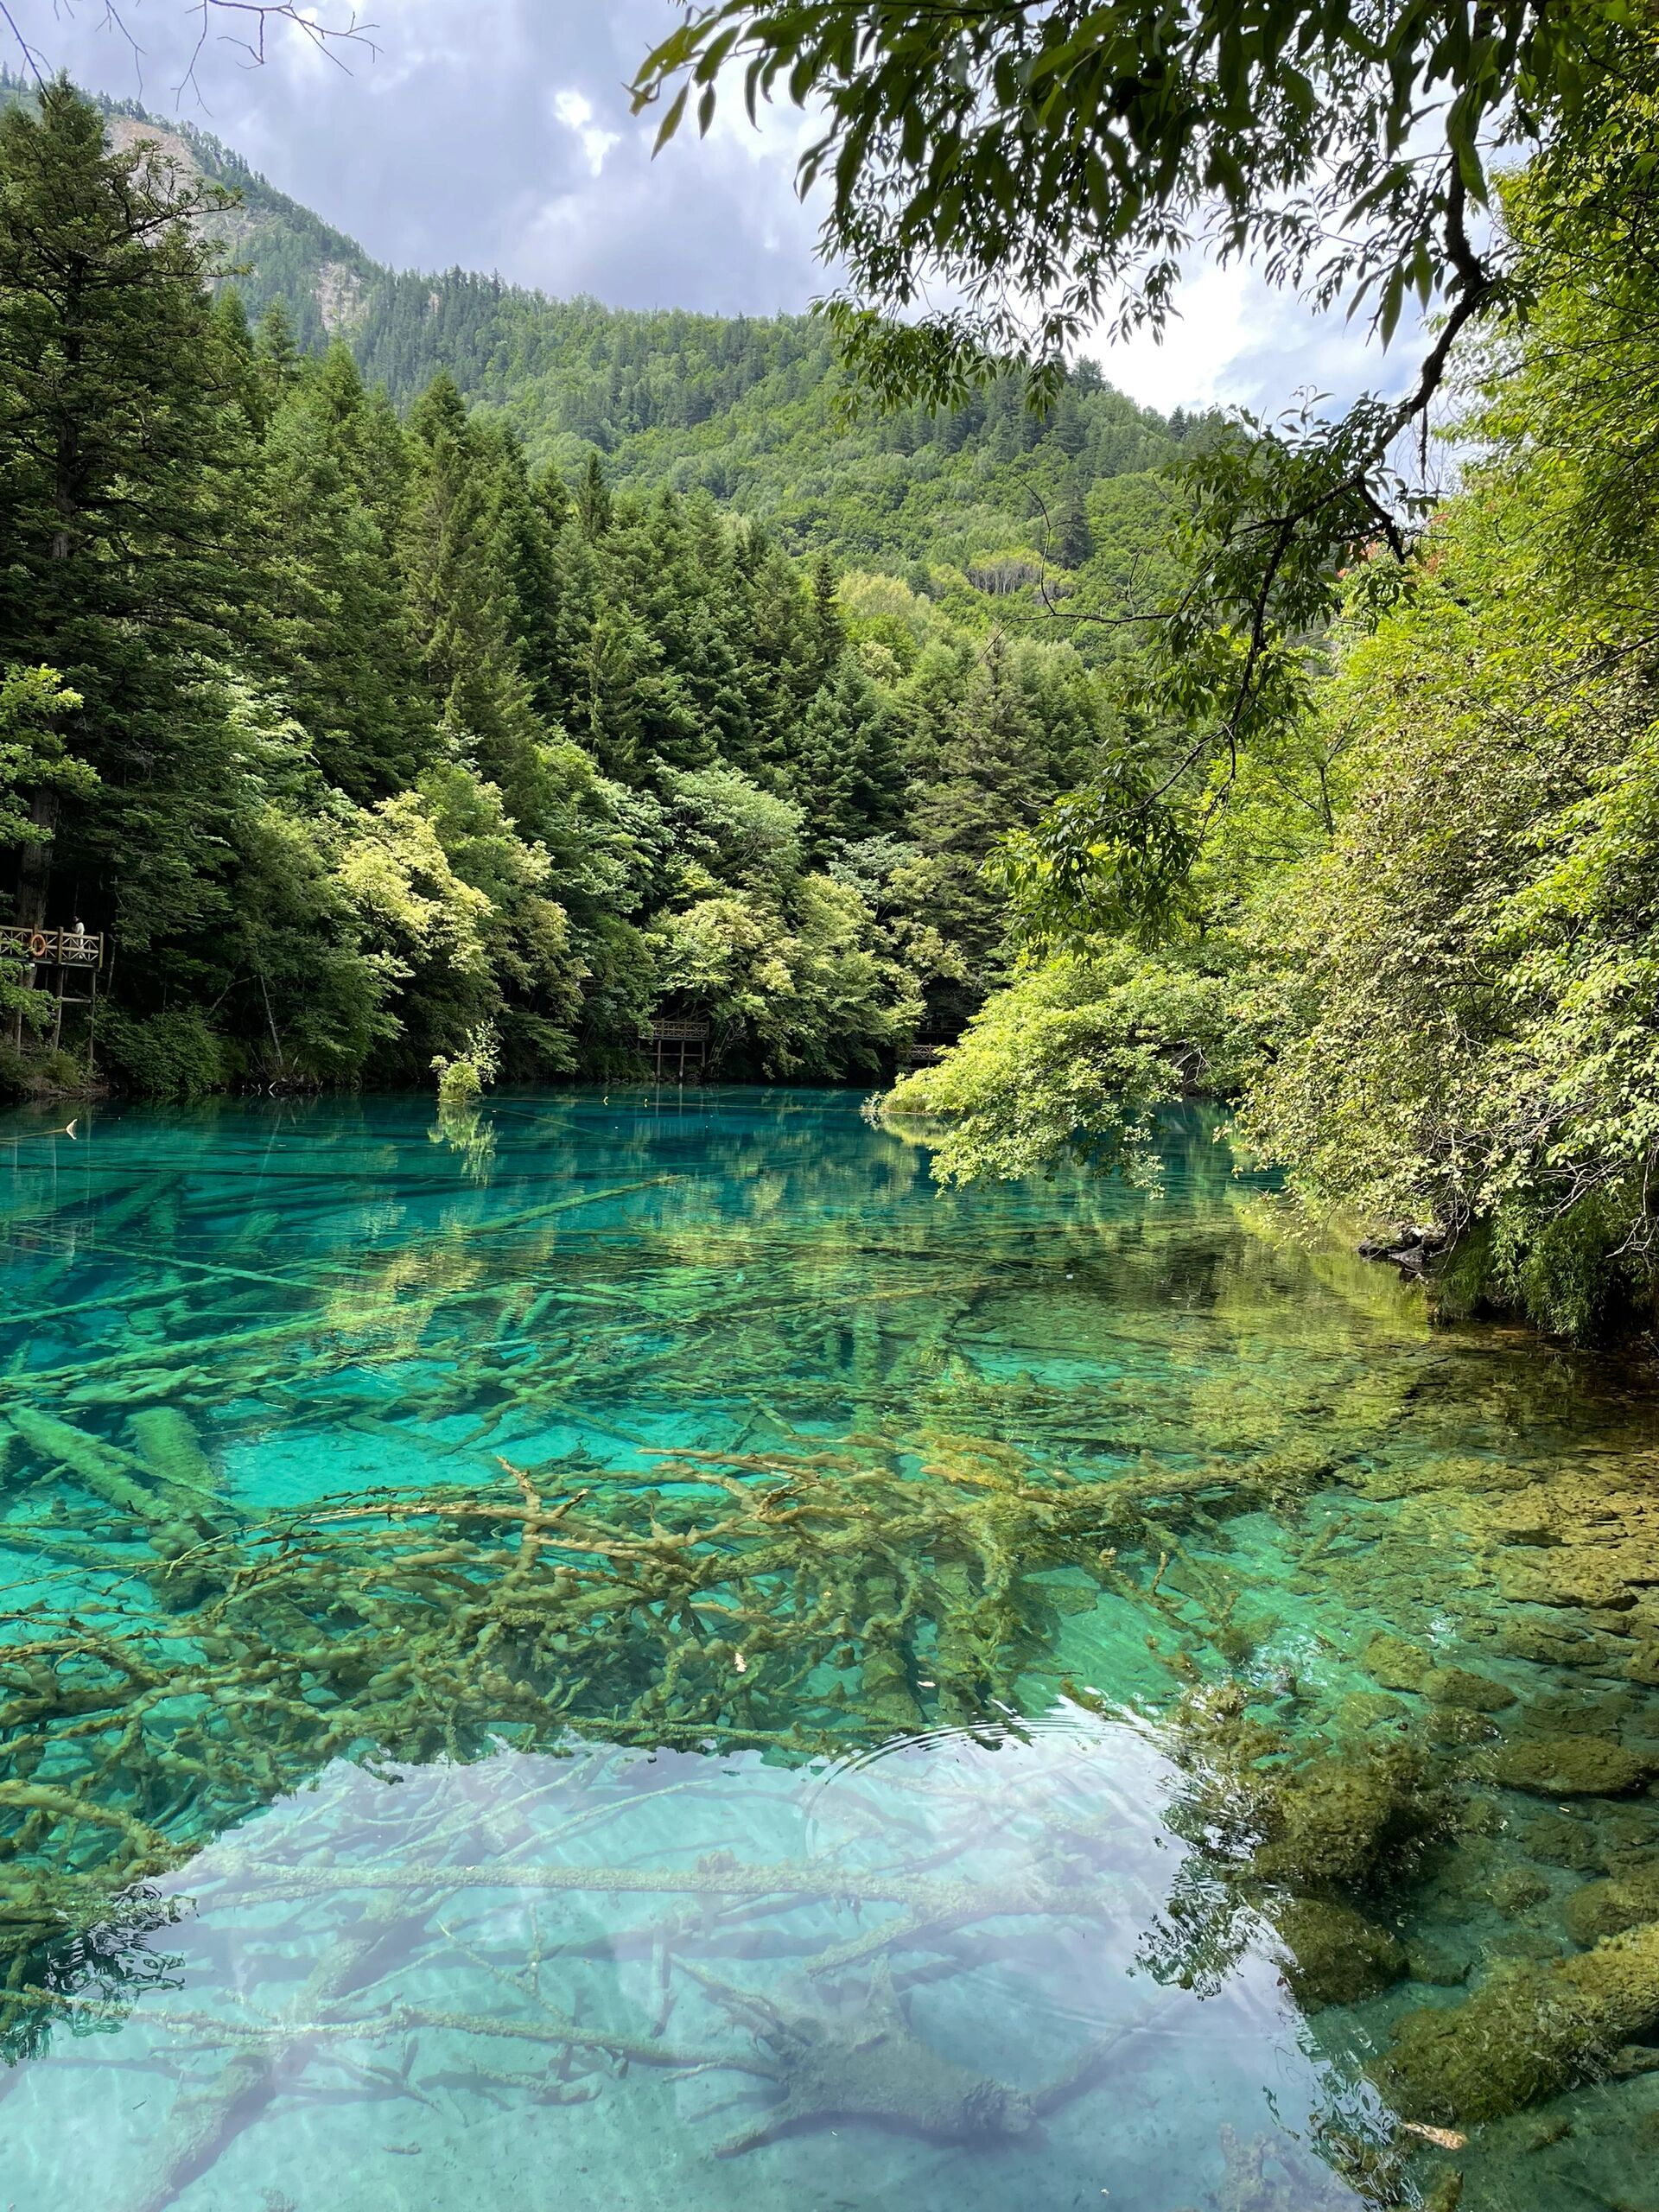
13, 788, 58, 930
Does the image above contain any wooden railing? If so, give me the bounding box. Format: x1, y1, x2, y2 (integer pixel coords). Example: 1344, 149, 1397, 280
898, 1024, 962, 1071
0, 926, 104, 968
640, 1017, 710, 1079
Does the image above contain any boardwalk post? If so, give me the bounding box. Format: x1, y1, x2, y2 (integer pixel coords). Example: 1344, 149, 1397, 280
641, 1017, 711, 1081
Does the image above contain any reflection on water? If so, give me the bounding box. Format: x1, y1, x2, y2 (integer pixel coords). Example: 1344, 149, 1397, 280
0, 1089, 1656, 2212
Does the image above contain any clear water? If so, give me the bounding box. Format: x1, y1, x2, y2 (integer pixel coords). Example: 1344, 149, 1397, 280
1, 1089, 1656, 2212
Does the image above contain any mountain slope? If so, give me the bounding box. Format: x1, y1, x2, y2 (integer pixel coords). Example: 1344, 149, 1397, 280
3, 79, 1196, 583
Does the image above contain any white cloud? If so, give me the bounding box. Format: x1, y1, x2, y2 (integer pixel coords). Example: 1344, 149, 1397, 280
1090, 263, 1261, 412
23, 0, 1437, 420
1085, 258, 1421, 420
550, 88, 620, 181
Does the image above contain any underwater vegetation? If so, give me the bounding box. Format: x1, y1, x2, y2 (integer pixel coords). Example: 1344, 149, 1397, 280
0, 1092, 1656, 2212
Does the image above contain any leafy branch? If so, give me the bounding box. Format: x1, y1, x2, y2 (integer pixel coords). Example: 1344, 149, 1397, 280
634, 4, 1637, 929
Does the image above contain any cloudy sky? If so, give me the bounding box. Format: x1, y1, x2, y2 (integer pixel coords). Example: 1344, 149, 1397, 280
14, 0, 1414, 416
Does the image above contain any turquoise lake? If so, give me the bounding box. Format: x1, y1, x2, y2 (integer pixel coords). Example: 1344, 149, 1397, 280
0, 1088, 1656, 2212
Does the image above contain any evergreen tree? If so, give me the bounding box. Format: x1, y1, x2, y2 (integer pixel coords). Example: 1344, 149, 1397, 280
804, 554, 846, 690
323, 350, 411, 546
212, 289, 266, 434
576, 449, 613, 541
910, 630, 1052, 998
577, 601, 710, 785
726, 533, 814, 783
254, 298, 302, 402
0, 79, 259, 939
607, 488, 752, 767
481, 419, 567, 727
1052, 396, 1089, 455
0, 98, 1117, 1095
791, 664, 906, 861
401, 376, 546, 821
259, 359, 430, 798
534, 462, 571, 537
1058, 486, 1095, 569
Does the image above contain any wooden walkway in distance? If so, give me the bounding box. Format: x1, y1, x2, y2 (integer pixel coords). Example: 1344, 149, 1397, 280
642, 1018, 710, 1081
636, 1018, 960, 1081
0, 925, 105, 1053
896, 1025, 961, 1073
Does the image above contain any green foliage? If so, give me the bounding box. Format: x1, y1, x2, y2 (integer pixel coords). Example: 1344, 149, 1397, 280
645, 1, 1548, 376
884, 950, 1244, 1185
635, 7, 1656, 949
0, 664, 92, 846
0, 79, 260, 969
1231, 108, 1659, 1332
896, 42, 1659, 1337
433, 1019, 501, 1108
0, 85, 1129, 1099
1231, 486, 1659, 1338
98, 1009, 229, 1101
256, 345, 428, 800
41, 80, 1185, 598
636, 3, 1624, 398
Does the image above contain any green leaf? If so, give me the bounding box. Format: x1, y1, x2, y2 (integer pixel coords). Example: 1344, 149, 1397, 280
653, 84, 690, 154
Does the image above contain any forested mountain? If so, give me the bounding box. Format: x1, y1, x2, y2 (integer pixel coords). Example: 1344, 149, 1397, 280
0, 81, 1123, 1106
0, 78, 1189, 580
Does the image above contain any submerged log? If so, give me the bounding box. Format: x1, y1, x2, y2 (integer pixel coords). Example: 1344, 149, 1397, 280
126, 1408, 218, 1499
9, 1406, 189, 1526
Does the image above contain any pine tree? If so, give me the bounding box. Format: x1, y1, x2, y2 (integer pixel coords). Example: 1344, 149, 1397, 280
484, 423, 569, 727
575, 448, 613, 541
1058, 486, 1095, 568
212, 289, 266, 434
534, 463, 571, 538
401, 376, 546, 821
728, 534, 814, 783
0, 79, 260, 938
605, 488, 748, 769
792, 664, 906, 861
321, 349, 410, 544
1051, 394, 1088, 455
254, 298, 302, 402
805, 554, 845, 689
911, 630, 1052, 995
259, 359, 430, 799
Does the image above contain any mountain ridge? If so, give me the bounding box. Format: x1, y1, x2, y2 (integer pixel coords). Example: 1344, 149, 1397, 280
0, 77, 1194, 579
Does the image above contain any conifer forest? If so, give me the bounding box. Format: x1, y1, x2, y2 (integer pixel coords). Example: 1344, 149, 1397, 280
3, 15, 1659, 2212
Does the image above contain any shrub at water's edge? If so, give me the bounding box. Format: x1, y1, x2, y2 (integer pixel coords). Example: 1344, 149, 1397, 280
887, 59, 1659, 1344
882, 950, 1255, 1185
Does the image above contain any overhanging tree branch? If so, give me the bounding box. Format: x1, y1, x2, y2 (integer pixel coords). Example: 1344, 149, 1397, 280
632, 5, 1632, 936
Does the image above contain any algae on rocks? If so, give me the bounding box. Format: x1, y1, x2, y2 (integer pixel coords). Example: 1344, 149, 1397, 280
1379, 1920, 1659, 2124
